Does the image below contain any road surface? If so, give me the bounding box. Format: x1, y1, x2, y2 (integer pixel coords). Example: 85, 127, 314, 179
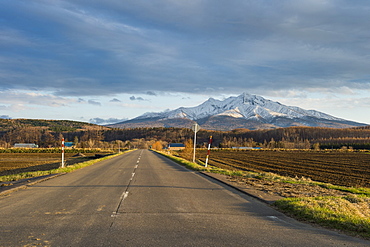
0, 150, 369, 246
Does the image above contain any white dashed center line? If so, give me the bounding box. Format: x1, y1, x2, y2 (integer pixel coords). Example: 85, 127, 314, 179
111, 152, 142, 223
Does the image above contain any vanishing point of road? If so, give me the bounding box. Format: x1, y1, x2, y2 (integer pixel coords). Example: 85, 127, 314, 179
0, 150, 369, 246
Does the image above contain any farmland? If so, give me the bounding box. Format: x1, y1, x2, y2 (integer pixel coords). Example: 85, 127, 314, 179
195, 149, 370, 188
0, 149, 114, 178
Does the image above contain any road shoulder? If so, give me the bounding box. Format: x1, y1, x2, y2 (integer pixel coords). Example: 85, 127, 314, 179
200, 171, 283, 204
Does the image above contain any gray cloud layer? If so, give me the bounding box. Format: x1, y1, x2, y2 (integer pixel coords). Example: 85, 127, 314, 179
1, 0, 370, 97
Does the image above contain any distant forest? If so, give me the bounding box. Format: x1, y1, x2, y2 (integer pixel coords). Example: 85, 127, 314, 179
0, 119, 370, 149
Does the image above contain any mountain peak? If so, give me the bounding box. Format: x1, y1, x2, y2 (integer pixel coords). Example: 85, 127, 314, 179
242, 93, 262, 105
112, 92, 366, 130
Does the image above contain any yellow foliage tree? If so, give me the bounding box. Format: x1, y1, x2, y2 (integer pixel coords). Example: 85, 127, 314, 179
182, 139, 193, 160
152, 141, 163, 151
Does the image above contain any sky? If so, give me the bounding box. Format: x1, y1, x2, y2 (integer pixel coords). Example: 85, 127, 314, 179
1, 0, 370, 125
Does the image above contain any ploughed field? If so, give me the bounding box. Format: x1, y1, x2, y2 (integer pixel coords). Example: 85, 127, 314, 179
197, 150, 370, 188
0, 152, 109, 176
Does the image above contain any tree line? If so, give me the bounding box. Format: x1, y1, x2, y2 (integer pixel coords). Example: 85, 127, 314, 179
1, 125, 370, 150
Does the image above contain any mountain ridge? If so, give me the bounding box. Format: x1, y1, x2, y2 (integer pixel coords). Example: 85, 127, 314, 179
109, 93, 366, 130
0, 118, 108, 132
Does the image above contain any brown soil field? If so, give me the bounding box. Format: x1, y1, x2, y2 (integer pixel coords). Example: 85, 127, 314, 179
0, 152, 108, 176
195, 150, 370, 188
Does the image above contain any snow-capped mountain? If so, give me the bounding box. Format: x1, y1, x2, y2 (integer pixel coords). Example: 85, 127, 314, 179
109, 93, 366, 130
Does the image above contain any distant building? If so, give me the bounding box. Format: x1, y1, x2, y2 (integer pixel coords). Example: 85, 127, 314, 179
64, 142, 74, 147
232, 147, 262, 150
168, 143, 185, 151
14, 143, 39, 148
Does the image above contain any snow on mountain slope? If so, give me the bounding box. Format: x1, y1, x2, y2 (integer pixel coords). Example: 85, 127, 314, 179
216, 107, 244, 118
136, 92, 344, 122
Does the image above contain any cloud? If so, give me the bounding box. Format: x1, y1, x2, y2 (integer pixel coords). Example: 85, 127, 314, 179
0, 91, 74, 107
110, 98, 121, 102
1, 0, 370, 98
146, 91, 157, 96
88, 99, 101, 106
130, 96, 145, 101
89, 117, 128, 125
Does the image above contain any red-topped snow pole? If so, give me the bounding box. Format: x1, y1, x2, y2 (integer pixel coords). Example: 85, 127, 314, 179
205, 136, 213, 167
61, 138, 65, 168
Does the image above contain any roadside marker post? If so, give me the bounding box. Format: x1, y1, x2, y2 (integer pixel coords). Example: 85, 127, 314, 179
191, 123, 200, 163
61, 138, 65, 168
205, 136, 213, 167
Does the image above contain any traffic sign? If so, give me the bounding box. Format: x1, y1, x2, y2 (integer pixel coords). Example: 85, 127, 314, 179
191, 123, 200, 133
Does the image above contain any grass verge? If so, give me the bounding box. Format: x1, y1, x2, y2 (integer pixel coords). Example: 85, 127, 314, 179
274, 195, 370, 239
0, 151, 130, 182
155, 151, 246, 177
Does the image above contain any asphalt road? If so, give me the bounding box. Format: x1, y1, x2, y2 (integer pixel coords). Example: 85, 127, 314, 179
0, 149, 369, 246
